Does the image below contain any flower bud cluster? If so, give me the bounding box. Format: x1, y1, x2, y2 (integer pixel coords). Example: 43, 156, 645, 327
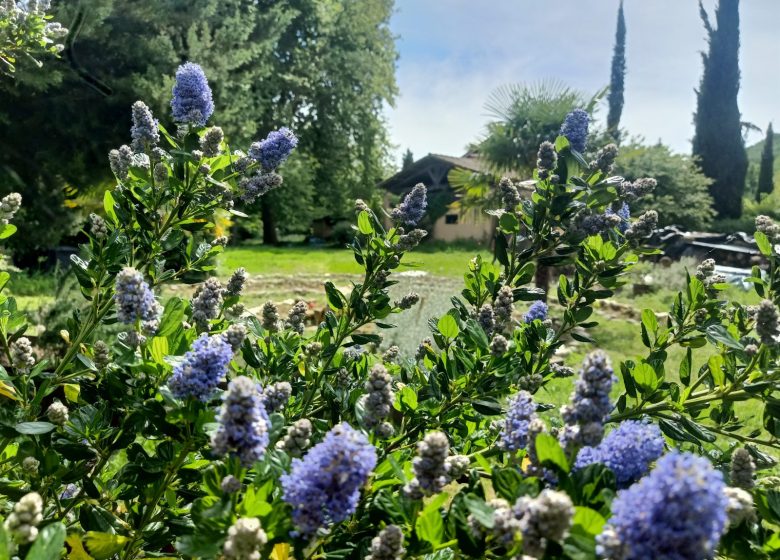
498, 177, 521, 211
225, 267, 248, 297
191, 277, 224, 327
403, 432, 469, 498
200, 126, 224, 157
365, 524, 405, 560
755, 299, 780, 345
263, 381, 292, 413
89, 213, 108, 239
514, 490, 575, 557
47, 400, 69, 425
115, 268, 161, 331
493, 286, 515, 333
222, 323, 247, 351
478, 304, 495, 335
395, 292, 420, 310
361, 364, 395, 437
261, 301, 281, 332
130, 101, 159, 152
590, 143, 618, 174
277, 418, 313, 457
624, 210, 658, 241
537, 141, 558, 179
394, 228, 427, 251
730, 447, 755, 489
223, 517, 267, 560
11, 336, 35, 369
4, 492, 43, 544
0, 192, 21, 225
619, 177, 657, 201
286, 300, 308, 334
559, 351, 615, 451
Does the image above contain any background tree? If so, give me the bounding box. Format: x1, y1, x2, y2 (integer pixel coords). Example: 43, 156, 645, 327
401, 148, 414, 170
615, 142, 714, 230
692, 0, 747, 220
0, 0, 397, 257
756, 123, 775, 201
606, 0, 626, 141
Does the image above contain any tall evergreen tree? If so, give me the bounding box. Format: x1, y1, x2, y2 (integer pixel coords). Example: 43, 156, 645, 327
606, 0, 626, 140
757, 123, 775, 201
692, 0, 747, 220
401, 149, 414, 170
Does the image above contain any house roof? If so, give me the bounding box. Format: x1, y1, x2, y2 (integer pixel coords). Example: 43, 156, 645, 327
378, 152, 495, 194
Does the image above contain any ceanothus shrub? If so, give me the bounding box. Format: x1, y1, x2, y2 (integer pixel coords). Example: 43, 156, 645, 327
0, 64, 778, 560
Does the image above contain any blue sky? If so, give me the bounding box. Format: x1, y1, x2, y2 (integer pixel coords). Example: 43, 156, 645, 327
385, 0, 779, 164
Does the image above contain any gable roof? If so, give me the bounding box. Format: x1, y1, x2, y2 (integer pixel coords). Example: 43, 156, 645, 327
379, 152, 495, 194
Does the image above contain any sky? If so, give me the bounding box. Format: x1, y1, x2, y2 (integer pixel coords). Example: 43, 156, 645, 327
384, 0, 779, 165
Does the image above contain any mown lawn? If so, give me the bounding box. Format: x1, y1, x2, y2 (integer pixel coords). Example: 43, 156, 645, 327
218, 244, 489, 279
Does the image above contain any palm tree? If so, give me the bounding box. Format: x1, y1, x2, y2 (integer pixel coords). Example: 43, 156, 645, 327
450, 80, 603, 212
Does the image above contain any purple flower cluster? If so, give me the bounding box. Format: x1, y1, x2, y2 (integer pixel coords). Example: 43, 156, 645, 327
211, 376, 270, 466
523, 301, 548, 323
248, 127, 298, 171
114, 268, 160, 327
559, 351, 616, 450
559, 109, 589, 153
280, 423, 377, 535
606, 202, 631, 234
171, 62, 214, 126
391, 183, 427, 226
574, 420, 664, 487
500, 391, 539, 451
168, 334, 234, 401
596, 452, 728, 560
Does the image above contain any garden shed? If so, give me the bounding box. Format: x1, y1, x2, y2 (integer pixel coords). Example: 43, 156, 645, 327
379, 153, 501, 243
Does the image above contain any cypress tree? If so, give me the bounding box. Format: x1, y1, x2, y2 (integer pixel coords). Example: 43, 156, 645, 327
757, 123, 775, 201
606, 0, 626, 140
692, 0, 747, 220
401, 149, 414, 170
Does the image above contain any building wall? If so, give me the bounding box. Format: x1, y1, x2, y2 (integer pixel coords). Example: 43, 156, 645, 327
431, 206, 494, 243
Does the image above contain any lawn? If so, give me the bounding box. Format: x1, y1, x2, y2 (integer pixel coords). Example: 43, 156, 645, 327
218, 244, 489, 279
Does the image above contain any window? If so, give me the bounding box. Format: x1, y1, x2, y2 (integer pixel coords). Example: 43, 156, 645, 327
445, 214, 459, 225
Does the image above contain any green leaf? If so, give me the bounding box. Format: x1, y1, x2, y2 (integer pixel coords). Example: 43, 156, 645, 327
534, 433, 569, 472
103, 190, 118, 225
437, 314, 459, 339
0, 225, 17, 240
0, 519, 9, 560
324, 282, 344, 310
498, 212, 519, 233
708, 354, 725, 387
357, 211, 374, 235
554, 135, 570, 152
157, 297, 185, 337
83, 532, 129, 560
464, 495, 494, 529
399, 385, 418, 411
415, 492, 448, 546
0, 272, 10, 293
25, 522, 65, 560
572, 506, 606, 536
705, 324, 742, 350
633, 362, 659, 394
755, 231, 772, 256
15, 422, 56, 435
150, 337, 169, 364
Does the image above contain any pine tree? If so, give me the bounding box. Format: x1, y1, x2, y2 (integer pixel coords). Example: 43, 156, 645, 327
757, 123, 775, 201
401, 149, 414, 170
606, 0, 626, 140
692, 0, 747, 220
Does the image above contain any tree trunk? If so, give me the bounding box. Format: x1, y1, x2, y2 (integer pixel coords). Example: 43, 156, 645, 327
261, 199, 279, 245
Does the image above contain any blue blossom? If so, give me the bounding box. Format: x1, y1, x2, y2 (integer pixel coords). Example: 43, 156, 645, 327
211, 376, 270, 466
168, 333, 234, 401
280, 422, 377, 535
559, 109, 589, 153
391, 183, 427, 226
523, 301, 548, 323
343, 344, 365, 362
500, 391, 538, 451
59, 483, 78, 500
114, 268, 160, 326
130, 100, 159, 152
559, 351, 615, 450
171, 62, 214, 126
606, 202, 630, 234
596, 451, 728, 560
248, 127, 298, 170
574, 420, 664, 487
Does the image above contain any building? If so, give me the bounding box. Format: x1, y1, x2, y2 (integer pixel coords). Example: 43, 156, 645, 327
378, 153, 501, 243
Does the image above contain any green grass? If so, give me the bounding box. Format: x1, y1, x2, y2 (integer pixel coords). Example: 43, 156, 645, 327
218, 244, 488, 279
